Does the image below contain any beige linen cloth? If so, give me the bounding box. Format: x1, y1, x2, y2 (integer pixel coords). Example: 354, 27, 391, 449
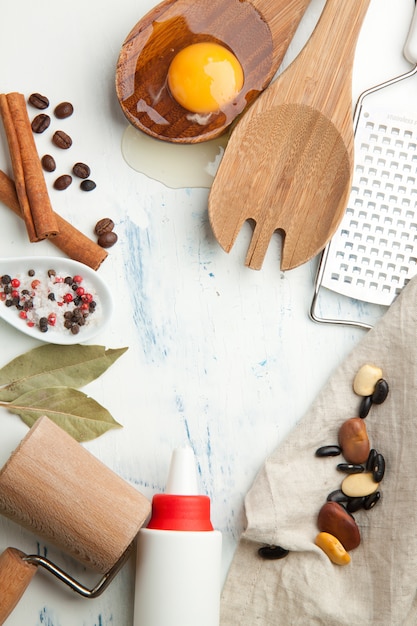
221, 276, 417, 625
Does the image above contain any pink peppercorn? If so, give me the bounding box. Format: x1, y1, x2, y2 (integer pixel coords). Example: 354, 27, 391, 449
11, 278, 20, 288
63, 293, 73, 303
76, 287, 85, 296
31, 279, 40, 289
19, 311, 27, 319
82, 293, 93, 303
11, 290, 19, 299
48, 313, 57, 325
73, 275, 83, 284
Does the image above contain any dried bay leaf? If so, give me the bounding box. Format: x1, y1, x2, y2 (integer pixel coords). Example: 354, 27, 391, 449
0, 344, 128, 401
6, 387, 122, 442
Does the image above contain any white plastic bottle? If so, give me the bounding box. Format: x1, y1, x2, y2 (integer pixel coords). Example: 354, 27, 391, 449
133, 447, 222, 626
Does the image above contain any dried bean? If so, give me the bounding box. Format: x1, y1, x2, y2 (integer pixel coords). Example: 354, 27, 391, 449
366, 448, 378, 472
364, 491, 381, 510
315, 532, 350, 566
359, 395, 372, 418
315, 445, 342, 458
371, 379, 389, 405
53, 130, 72, 149
346, 496, 366, 513
338, 418, 370, 464
341, 472, 379, 498
53, 174, 72, 190
31, 113, 51, 133
98, 231, 118, 248
327, 489, 348, 503
337, 463, 364, 474
54, 101, 74, 119
353, 364, 383, 396
372, 453, 385, 483
72, 162, 90, 178
258, 545, 289, 560
28, 93, 49, 109
41, 154, 56, 172
80, 179, 96, 192
318, 501, 360, 551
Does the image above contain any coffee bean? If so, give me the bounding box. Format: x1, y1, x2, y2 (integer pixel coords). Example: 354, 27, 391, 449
98, 231, 118, 248
258, 545, 289, 560
53, 174, 72, 190
41, 154, 56, 172
54, 101, 74, 119
315, 445, 342, 458
53, 130, 72, 149
28, 93, 49, 109
31, 113, 51, 133
80, 179, 96, 192
95, 218, 115, 236
72, 162, 91, 179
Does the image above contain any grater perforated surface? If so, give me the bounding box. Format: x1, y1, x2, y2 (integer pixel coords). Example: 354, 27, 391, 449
321, 105, 417, 306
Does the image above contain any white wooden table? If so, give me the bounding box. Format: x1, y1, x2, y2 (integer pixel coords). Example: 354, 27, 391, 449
0, 0, 414, 623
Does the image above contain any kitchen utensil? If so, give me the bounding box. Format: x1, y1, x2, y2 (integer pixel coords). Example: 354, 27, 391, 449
208, 0, 371, 271
0, 256, 113, 344
310, 3, 417, 330
0, 416, 151, 624
116, 0, 312, 143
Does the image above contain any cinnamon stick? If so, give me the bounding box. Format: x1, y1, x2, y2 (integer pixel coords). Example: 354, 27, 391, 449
0, 170, 107, 270
0, 92, 59, 241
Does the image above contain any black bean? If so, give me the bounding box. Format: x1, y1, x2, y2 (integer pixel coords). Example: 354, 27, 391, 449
80, 179, 96, 192
327, 489, 348, 503
53, 130, 72, 149
31, 113, 51, 133
315, 445, 342, 458
53, 174, 72, 190
366, 448, 378, 472
41, 154, 56, 172
359, 395, 372, 418
54, 101, 74, 119
258, 545, 289, 560
372, 453, 385, 483
371, 379, 389, 405
28, 93, 49, 109
346, 496, 366, 513
72, 162, 90, 179
337, 463, 364, 474
364, 491, 381, 510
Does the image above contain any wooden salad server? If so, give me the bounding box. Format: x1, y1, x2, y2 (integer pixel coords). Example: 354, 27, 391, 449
116, 0, 312, 143
208, 0, 371, 270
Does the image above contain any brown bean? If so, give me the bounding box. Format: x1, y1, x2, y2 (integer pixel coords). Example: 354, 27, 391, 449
53, 174, 72, 190
72, 162, 90, 179
54, 101, 74, 119
338, 417, 370, 464
31, 113, 51, 133
317, 501, 360, 551
98, 231, 118, 248
41, 154, 56, 172
28, 93, 49, 109
53, 130, 72, 149
95, 218, 115, 236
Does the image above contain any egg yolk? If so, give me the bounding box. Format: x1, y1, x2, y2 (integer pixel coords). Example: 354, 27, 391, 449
167, 42, 244, 114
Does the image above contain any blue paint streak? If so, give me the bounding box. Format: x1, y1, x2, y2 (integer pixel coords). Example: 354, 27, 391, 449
121, 218, 167, 363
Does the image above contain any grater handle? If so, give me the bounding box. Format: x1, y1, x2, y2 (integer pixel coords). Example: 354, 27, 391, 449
404, 3, 417, 64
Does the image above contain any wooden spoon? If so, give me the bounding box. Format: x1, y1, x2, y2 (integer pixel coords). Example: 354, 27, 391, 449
208, 0, 371, 271
116, 0, 312, 143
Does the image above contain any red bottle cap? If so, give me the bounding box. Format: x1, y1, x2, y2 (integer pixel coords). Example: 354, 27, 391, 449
147, 494, 214, 531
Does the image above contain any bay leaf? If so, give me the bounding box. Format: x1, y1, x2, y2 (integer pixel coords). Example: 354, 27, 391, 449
6, 387, 122, 442
0, 344, 128, 402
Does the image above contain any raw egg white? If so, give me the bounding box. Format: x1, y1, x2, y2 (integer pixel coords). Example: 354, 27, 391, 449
167, 42, 244, 114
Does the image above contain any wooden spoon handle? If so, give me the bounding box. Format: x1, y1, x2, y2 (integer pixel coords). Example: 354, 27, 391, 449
0, 548, 37, 624
247, 0, 312, 59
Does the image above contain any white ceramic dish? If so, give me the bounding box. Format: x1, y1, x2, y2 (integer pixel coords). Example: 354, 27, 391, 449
0, 257, 113, 345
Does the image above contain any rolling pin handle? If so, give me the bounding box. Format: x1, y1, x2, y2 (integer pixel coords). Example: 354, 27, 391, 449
0, 548, 38, 625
